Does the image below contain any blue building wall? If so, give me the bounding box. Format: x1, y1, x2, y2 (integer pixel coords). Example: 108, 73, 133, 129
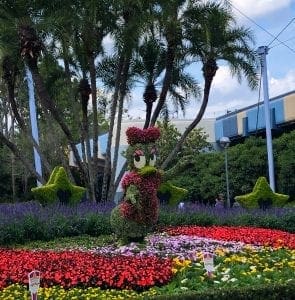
215, 90, 294, 142
222, 115, 238, 137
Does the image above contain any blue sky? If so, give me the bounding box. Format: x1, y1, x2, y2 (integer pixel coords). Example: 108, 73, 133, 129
124, 0, 295, 120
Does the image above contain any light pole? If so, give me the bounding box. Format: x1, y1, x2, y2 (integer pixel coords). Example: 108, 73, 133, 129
219, 137, 230, 208
257, 46, 275, 191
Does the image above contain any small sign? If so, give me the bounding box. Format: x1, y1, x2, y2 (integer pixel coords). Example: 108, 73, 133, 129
28, 270, 40, 300
203, 252, 214, 277
178, 202, 185, 209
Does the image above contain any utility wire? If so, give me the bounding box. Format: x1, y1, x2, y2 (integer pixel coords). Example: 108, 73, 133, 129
231, 4, 295, 54
270, 36, 295, 49
268, 18, 295, 47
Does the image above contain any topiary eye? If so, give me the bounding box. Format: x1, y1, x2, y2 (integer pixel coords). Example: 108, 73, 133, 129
133, 149, 146, 169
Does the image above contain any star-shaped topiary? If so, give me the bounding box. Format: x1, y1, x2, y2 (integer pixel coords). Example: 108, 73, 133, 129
235, 177, 289, 208
31, 166, 85, 205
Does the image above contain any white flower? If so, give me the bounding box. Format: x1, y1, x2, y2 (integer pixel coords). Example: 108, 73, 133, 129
229, 278, 238, 282
214, 280, 221, 284
221, 275, 230, 282
181, 278, 188, 284
180, 286, 189, 290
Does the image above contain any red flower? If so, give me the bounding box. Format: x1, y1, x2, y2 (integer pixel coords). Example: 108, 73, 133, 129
120, 171, 161, 224
163, 226, 295, 249
126, 127, 160, 145
0, 250, 173, 290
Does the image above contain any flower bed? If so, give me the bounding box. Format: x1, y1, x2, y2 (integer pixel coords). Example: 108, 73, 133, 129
163, 226, 295, 249
0, 250, 172, 290
0, 226, 294, 299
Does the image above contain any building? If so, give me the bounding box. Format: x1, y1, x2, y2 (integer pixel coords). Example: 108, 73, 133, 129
215, 90, 295, 145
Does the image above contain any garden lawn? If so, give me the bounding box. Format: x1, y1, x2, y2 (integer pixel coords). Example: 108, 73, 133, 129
0, 226, 294, 299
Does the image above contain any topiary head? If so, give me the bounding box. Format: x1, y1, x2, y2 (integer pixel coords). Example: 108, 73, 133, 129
125, 127, 160, 175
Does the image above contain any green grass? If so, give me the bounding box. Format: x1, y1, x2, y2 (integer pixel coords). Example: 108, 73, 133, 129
9, 234, 116, 250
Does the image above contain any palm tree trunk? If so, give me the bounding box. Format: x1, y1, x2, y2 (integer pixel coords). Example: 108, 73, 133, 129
113, 160, 128, 195
10, 116, 16, 202
150, 41, 176, 126
161, 62, 217, 169
88, 54, 99, 171
26, 60, 87, 181
144, 102, 153, 129
101, 55, 125, 202
107, 58, 130, 202
82, 108, 96, 202
0, 132, 45, 184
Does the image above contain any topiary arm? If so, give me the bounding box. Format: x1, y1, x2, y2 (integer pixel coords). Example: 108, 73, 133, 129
126, 184, 140, 206
163, 155, 195, 181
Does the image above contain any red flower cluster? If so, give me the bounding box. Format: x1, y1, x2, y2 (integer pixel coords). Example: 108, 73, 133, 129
164, 226, 295, 249
120, 171, 162, 224
126, 127, 160, 145
0, 250, 172, 290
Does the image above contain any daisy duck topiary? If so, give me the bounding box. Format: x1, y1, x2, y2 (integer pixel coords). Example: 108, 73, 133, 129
110, 126, 162, 241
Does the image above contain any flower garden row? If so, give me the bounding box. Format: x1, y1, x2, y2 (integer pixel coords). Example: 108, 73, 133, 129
1, 226, 294, 299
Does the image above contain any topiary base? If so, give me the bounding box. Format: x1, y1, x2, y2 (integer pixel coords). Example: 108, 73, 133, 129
110, 206, 151, 242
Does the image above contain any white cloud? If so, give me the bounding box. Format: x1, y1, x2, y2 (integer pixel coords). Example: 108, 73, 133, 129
269, 69, 295, 97
211, 65, 240, 94
231, 0, 291, 19
127, 65, 295, 121
102, 34, 115, 53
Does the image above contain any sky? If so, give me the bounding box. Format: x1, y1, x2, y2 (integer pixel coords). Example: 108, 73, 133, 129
120, 0, 295, 120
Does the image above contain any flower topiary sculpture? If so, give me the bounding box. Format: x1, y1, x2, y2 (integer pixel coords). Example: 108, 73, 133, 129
110, 126, 163, 241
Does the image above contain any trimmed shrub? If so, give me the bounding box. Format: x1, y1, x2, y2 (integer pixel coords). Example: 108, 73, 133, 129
31, 167, 85, 205
235, 177, 289, 208
150, 281, 295, 300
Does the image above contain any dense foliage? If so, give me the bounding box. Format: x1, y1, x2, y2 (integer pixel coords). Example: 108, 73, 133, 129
171, 132, 295, 204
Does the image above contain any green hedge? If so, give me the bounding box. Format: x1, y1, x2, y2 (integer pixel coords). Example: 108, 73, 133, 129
1, 209, 294, 246
149, 281, 295, 300
0, 213, 112, 245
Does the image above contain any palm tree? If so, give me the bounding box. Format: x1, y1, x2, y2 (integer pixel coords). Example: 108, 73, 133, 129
134, 38, 200, 126
131, 36, 163, 128
149, 0, 187, 126
18, 23, 87, 177
101, 0, 154, 202
161, 1, 258, 169
101, 33, 200, 196
0, 1, 54, 179
1, 55, 52, 176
